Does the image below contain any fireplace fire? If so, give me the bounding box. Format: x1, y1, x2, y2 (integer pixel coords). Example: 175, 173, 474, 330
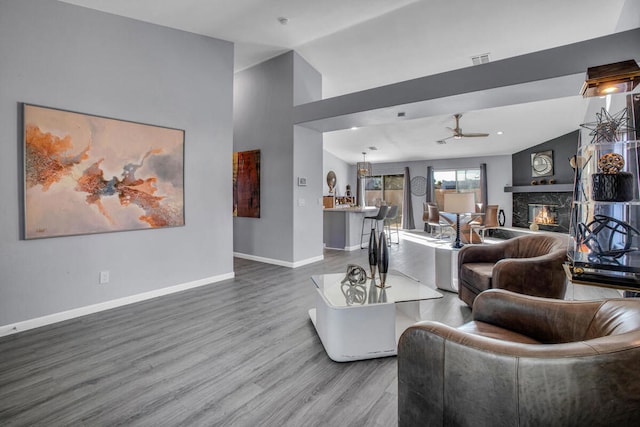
528, 204, 559, 226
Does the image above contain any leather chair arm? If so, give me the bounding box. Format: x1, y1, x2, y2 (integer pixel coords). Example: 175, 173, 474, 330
472, 289, 601, 342
458, 242, 507, 264
492, 249, 567, 298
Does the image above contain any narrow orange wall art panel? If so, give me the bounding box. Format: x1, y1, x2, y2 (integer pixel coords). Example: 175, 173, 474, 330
232, 149, 260, 218
23, 104, 185, 239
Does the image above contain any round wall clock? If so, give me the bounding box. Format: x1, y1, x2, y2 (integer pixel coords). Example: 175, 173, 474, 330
410, 176, 427, 196
531, 151, 553, 177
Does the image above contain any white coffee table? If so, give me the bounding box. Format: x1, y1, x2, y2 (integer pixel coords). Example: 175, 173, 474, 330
308, 271, 442, 362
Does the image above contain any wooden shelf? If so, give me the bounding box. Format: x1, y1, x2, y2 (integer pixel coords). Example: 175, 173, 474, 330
504, 184, 574, 193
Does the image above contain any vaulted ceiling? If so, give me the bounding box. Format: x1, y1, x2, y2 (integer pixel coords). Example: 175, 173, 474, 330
60, 0, 640, 163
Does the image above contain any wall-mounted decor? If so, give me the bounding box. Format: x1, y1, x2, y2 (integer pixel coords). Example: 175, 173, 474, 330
326, 170, 336, 193
531, 150, 554, 177
410, 176, 427, 196
233, 149, 260, 218
23, 104, 185, 239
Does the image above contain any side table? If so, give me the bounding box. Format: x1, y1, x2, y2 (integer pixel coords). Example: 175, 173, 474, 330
435, 245, 459, 293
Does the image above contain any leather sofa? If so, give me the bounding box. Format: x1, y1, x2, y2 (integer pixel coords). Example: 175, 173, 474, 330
398, 289, 640, 427
458, 233, 568, 307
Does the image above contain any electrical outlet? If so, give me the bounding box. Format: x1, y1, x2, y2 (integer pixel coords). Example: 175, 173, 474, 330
99, 271, 110, 284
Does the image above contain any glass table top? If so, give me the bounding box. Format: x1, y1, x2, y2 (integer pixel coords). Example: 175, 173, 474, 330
311, 270, 442, 308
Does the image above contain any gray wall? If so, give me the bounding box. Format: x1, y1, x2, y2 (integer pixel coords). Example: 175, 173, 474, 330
0, 1, 234, 326
292, 54, 323, 264
233, 52, 323, 265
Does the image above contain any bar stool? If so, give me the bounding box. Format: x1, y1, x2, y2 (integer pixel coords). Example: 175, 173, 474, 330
360, 205, 389, 249
384, 205, 399, 245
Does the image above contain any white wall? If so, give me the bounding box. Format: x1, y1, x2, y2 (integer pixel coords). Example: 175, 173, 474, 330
0, 1, 234, 327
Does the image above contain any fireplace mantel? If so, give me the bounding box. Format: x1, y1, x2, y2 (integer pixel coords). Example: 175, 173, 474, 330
504, 184, 573, 193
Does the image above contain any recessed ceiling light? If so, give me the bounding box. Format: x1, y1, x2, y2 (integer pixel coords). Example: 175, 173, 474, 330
369, 146, 378, 151
351, 126, 358, 130
497, 131, 504, 135
277, 17, 289, 25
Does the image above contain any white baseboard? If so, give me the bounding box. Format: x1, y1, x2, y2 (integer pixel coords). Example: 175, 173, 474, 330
0, 272, 235, 338
323, 244, 362, 251
292, 255, 324, 268
233, 252, 323, 268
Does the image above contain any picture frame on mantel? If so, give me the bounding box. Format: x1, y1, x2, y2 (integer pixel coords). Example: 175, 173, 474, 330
531, 150, 554, 177
23, 103, 185, 239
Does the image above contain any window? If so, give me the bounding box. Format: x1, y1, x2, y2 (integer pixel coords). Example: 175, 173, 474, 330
365, 174, 404, 221
433, 168, 481, 210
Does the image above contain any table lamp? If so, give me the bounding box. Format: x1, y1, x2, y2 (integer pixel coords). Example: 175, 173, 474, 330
444, 192, 476, 249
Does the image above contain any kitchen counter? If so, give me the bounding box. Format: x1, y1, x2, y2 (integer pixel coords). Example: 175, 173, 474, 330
323, 207, 378, 251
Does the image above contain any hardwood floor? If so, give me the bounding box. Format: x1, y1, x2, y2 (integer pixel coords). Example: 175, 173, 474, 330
0, 232, 615, 426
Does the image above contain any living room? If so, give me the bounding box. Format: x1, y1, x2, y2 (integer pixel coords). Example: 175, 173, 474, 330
1, 1, 640, 425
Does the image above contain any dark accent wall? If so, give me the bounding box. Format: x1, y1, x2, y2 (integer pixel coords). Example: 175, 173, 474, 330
512, 131, 579, 186
510, 131, 579, 233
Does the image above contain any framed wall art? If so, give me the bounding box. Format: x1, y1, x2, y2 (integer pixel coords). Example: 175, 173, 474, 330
233, 149, 260, 218
23, 104, 185, 239
531, 150, 554, 177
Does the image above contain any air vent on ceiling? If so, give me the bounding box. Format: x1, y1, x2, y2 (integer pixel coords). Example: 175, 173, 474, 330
471, 53, 490, 66
368, 146, 378, 151
436, 140, 447, 145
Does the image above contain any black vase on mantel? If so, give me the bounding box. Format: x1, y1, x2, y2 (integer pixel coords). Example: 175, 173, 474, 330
368, 228, 378, 278
377, 231, 389, 288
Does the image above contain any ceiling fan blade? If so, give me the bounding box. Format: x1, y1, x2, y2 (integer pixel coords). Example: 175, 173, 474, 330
435, 135, 455, 144
443, 114, 490, 140
460, 132, 490, 138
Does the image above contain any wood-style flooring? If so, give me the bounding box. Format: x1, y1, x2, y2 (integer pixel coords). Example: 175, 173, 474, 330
0, 232, 616, 426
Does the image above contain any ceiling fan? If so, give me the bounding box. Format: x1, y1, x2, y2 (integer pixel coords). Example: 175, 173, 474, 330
436, 113, 490, 144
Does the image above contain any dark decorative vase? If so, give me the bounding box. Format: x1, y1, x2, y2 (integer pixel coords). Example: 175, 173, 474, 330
591, 172, 633, 202
368, 228, 378, 278
377, 231, 389, 287
498, 209, 506, 227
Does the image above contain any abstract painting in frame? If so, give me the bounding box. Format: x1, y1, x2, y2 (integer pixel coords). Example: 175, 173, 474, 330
23, 104, 185, 239
232, 149, 260, 218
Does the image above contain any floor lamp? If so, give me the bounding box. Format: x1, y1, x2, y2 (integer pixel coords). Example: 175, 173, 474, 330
444, 192, 476, 249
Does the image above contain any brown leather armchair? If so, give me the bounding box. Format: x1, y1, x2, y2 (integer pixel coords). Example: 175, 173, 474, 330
398, 289, 640, 427
458, 233, 568, 306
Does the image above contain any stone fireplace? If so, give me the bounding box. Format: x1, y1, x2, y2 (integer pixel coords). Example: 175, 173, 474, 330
528, 203, 559, 227
513, 192, 572, 233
